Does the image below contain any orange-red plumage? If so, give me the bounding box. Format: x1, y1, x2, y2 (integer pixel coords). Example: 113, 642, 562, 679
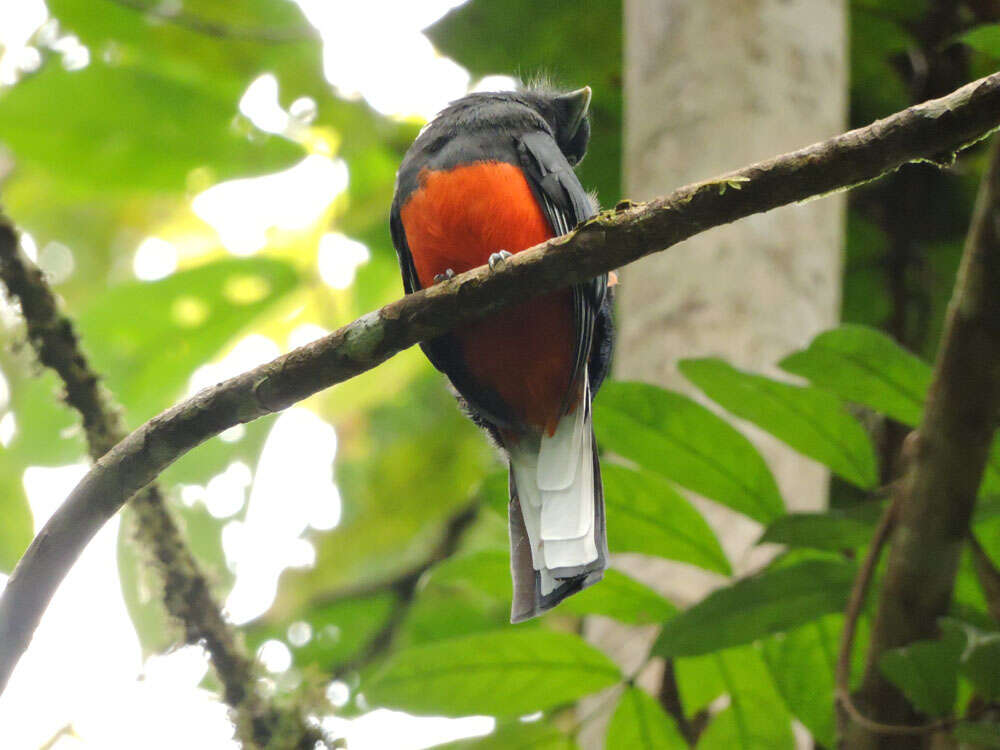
400, 162, 574, 433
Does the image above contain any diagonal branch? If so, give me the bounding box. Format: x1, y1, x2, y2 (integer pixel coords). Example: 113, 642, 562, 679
843, 135, 1000, 747
2, 70, 1000, 697
103, 0, 317, 44
0, 221, 329, 748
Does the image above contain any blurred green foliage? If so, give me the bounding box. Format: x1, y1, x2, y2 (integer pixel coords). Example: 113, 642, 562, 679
0, 0, 998, 748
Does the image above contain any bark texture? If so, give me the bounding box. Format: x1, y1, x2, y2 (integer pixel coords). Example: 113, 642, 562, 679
843, 137, 1000, 749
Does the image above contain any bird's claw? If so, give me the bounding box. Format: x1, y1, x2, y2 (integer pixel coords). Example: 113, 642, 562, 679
433, 268, 456, 284
488, 250, 513, 270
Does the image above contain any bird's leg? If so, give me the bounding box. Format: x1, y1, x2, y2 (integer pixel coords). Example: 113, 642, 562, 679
433, 268, 456, 284
488, 249, 513, 270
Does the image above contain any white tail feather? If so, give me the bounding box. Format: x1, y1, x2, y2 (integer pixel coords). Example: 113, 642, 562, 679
508, 371, 598, 579
537, 389, 587, 490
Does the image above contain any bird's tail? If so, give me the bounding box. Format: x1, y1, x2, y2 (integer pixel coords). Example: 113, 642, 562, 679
507, 379, 607, 623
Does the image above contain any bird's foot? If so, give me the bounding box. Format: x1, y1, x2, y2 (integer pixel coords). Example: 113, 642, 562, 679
433, 268, 455, 284
488, 250, 513, 270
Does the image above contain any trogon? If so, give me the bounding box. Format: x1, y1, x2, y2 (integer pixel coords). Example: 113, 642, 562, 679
390, 86, 615, 622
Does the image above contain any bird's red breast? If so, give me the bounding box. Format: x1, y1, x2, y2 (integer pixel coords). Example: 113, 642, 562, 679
400, 161, 575, 434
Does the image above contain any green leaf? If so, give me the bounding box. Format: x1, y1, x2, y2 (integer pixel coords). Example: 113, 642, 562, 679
955, 622, 1000, 701
607, 687, 687, 749
47, 0, 321, 99
761, 615, 859, 749
758, 509, 878, 552
952, 722, 1000, 748
654, 560, 856, 658
0, 62, 301, 195
246, 592, 397, 672
675, 646, 794, 750
363, 629, 621, 717
561, 569, 677, 625
780, 325, 931, 427
431, 721, 577, 750
878, 624, 965, 717
604, 464, 731, 574
595, 382, 783, 523
960, 25, 1000, 58
0, 453, 32, 572
426, 550, 677, 625
396, 586, 510, 650
77, 257, 299, 423
679, 358, 878, 489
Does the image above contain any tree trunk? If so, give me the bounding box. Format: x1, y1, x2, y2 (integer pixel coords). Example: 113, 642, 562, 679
581, 0, 847, 745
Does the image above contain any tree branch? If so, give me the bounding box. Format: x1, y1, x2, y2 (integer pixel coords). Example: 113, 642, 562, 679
102, 0, 317, 44
2, 70, 1000, 697
843, 135, 1000, 748
329, 504, 480, 680
0, 220, 329, 748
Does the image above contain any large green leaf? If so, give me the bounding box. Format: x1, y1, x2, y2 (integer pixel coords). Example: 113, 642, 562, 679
77, 256, 298, 423
0, 452, 32, 572
396, 586, 511, 651
432, 721, 577, 750
779, 325, 931, 427
603, 464, 731, 574
654, 559, 856, 658
960, 25, 1000, 58
246, 591, 398, 672
363, 629, 621, 717
679, 358, 878, 489
878, 623, 965, 718
426, 549, 677, 625
607, 687, 687, 750
0, 62, 301, 195
758, 508, 878, 552
427, 0, 622, 204
595, 382, 783, 523
761, 615, 851, 749
675, 646, 794, 750
781, 326, 1000, 495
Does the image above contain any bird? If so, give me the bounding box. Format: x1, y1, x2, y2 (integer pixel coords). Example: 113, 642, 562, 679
390, 86, 614, 622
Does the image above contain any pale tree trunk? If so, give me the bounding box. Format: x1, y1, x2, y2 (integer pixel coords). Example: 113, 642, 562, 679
581, 0, 847, 746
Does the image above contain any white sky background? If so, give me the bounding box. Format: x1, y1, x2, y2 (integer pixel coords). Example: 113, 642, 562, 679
0, 1, 517, 748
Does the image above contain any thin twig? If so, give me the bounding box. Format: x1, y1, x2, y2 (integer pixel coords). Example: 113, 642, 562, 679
3, 71, 1000, 696
833, 494, 945, 737
0, 219, 330, 749
103, 0, 317, 44
330, 504, 479, 679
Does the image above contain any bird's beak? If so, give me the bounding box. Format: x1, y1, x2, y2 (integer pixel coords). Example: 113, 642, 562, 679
556, 86, 592, 134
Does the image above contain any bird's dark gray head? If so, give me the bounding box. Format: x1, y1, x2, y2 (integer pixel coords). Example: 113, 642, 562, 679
418, 86, 593, 167
518, 86, 592, 166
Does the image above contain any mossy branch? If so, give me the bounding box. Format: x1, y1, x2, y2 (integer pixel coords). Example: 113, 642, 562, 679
2, 70, 1000, 697
0, 219, 331, 748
